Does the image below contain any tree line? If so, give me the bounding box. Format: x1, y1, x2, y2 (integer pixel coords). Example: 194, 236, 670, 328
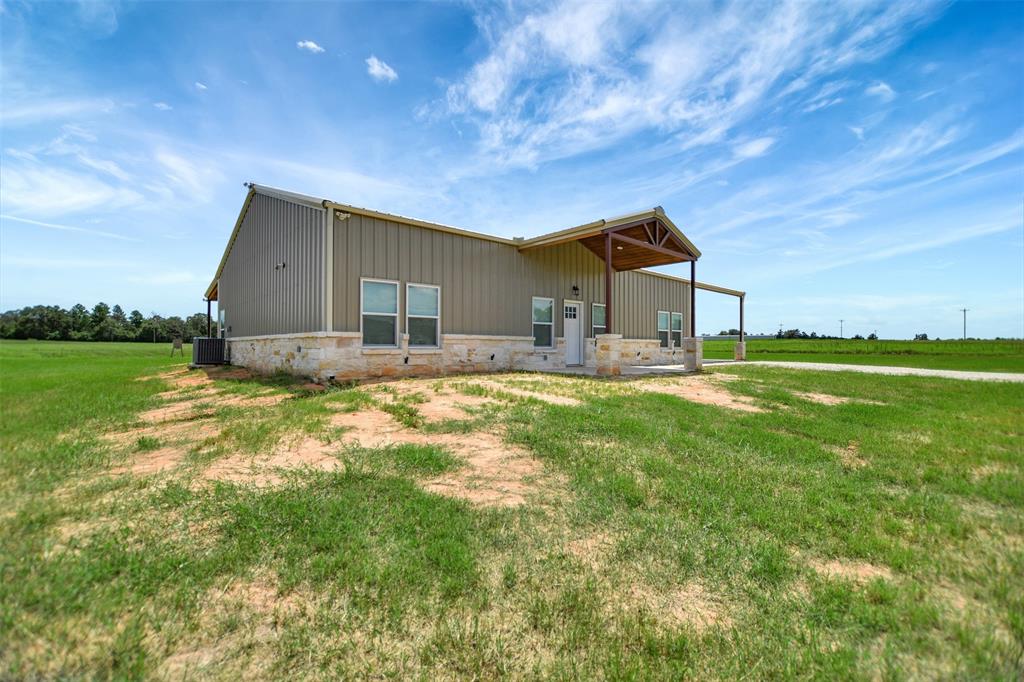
0, 303, 212, 343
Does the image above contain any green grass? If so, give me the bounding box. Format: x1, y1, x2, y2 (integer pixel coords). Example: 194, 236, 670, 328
703, 338, 1024, 372
2, 340, 1023, 679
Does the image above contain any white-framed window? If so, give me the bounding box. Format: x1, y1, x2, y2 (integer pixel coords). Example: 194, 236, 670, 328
361, 278, 399, 347
657, 310, 670, 348
671, 312, 683, 348
592, 303, 606, 337
407, 283, 440, 347
532, 297, 554, 348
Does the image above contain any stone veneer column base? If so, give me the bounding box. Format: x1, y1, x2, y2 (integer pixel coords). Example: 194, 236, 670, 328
683, 337, 703, 371
734, 341, 747, 361
595, 334, 622, 376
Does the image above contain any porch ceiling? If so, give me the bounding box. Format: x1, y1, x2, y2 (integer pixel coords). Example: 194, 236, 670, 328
579, 219, 697, 271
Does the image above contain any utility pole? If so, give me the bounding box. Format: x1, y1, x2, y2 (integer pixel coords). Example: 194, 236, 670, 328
960, 308, 968, 340
839, 319, 844, 339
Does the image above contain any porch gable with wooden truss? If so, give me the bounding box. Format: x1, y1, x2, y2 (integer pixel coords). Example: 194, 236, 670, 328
518, 207, 703, 338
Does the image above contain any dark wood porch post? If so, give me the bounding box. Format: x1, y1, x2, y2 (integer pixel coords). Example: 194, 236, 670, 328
739, 295, 745, 342
206, 298, 212, 338
689, 260, 696, 337
604, 232, 613, 333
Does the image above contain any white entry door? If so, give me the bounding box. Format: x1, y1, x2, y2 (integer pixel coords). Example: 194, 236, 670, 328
564, 301, 582, 366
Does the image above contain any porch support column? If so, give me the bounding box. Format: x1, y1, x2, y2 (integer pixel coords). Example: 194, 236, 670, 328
604, 231, 613, 334
689, 260, 696, 337
206, 298, 212, 338
735, 294, 747, 361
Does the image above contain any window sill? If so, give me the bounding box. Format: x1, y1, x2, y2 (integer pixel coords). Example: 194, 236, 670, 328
408, 347, 443, 354
362, 347, 402, 355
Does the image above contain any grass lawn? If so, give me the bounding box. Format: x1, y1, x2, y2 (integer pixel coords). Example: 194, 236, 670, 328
1, 340, 1022, 679
703, 338, 1024, 373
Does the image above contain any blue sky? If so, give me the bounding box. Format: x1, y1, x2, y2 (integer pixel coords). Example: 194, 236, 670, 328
1, 0, 1021, 338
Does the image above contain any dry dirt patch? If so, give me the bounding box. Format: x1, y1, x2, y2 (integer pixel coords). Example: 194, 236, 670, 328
462, 379, 583, 406
378, 385, 497, 422
103, 419, 222, 448
795, 391, 852, 406
808, 558, 893, 583
332, 407, 544, 507
112, 446, 190, 476
635, 375, 763, 413
829, 441, 867, 469
201, 437, 343, 488
627, 581, 732, 632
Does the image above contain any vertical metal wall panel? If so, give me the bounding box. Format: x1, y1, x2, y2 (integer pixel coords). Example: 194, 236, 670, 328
219, 193, 323, 338
330, 213, 691, 341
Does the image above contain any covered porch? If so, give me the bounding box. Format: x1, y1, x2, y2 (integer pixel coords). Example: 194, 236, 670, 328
519, 207, 747, 374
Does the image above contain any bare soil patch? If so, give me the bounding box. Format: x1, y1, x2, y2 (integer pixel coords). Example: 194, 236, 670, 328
332, 408, 543, 506
808, 558, 893, 583
112, 446, 189, 476
464, 379, 583, 406
971, 463, 1014, 482
379, 385, 497, 422
201, 437, 342, 488
628, 581, 732, 632
829, 441, 867, 469
635, 375, 763, 413
102, 419, 221, 447
795, 391, 851, 406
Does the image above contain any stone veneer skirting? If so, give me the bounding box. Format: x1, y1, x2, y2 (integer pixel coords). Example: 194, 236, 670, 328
226, 331, 702, 381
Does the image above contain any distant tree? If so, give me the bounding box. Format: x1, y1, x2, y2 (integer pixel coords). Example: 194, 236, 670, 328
69, 304, 89, 332
184, 313, 209, 341
914, 333, 929, 341
852, 334, 865, 340
0, 303, 209, 343
90, 302, 110, 330
867, 333, 878, 341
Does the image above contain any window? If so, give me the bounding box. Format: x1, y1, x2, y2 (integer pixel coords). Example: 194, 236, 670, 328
361, 279, 398, 346
592, 303, 606, 337
407, 283, 440, 347
532, 297, 554, 347
671, 312, 683, 348
657, 310, 670, 348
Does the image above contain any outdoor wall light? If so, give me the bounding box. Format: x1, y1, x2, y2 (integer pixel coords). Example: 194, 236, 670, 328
572, 284, 580, 296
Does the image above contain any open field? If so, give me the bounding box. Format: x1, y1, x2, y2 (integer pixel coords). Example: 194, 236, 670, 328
704, 338, 1024, 372
2, 340, 1022, 679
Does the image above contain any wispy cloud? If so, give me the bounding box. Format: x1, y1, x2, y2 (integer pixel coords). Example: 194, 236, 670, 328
865, 81, 896, 101
439, 1, 941, 170
365, 55, 397, 83
296, 40, 324, 54
733, 137, 776, 159
848, 125, 865, 140
194, 81, 207, 91
0, 214, 139, 242
153, 102, 172, 111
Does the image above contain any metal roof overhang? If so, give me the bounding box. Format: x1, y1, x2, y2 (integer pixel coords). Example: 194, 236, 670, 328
518, 209, 700, 271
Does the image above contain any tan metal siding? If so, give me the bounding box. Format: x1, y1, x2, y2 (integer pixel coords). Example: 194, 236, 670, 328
220, 194, 324, 337
331, 214, 690, 341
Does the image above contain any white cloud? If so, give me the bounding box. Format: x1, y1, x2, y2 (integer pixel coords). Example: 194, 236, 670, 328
440, 1, 941, 170
0, 214, 139, 242
194, 81, 207, 91
848, 125, 865, 140
733, 137, 776, 159
0, 97, 116, 125
0, 162, 145, 216
153, 102, 172, 111
865, 81, 896, 101
297, 40, 325, 53
365, 55, 398, 83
